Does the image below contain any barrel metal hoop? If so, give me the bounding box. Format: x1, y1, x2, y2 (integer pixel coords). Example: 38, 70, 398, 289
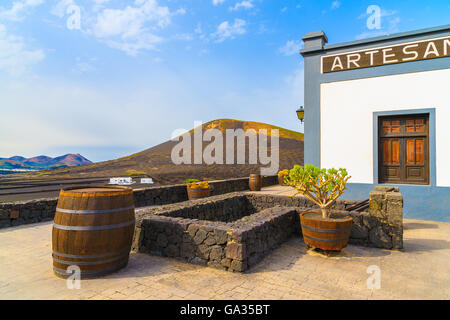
303, 234, 349, 242
53, 220, 135, 231
53, 253, 129, 266
302, 224, 352, 234
53, 260, 128, 279
52, 247, 130, 259
55, 206, 134, 215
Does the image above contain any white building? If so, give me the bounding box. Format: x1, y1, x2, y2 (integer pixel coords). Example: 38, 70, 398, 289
109, 177, 135, 185
300, 25, 450, 221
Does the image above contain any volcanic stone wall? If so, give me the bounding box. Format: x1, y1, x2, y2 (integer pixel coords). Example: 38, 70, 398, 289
0, 175, 278, 229
133, 193, 301, 272
133, 191, 404, 273
246, 193, 403, 250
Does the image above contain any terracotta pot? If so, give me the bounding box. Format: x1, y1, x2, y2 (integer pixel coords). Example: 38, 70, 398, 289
300, 210, 353, 251
187, 187, 211, 200
249, 174, 262, 191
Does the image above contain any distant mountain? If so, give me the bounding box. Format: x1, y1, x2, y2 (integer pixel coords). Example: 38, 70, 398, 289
0, 154, 92, 171
9, 156, 26, 162
53, 119, 304, 184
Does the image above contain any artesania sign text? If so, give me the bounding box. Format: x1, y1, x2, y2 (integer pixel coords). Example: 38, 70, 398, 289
322, 36, 450, 73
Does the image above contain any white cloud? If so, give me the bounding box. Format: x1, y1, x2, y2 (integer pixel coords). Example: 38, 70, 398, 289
279, 40, 303, 56
212, 19, 246, 43
358, 8, 398, 19
195, 23, 202, 34
51, 0, 74, 18
175, 8, 186, 15
173, 33, 193, 41
93, 1, 171, 38
194, 22, 206, 39
229, 1, 253, 12
331, 1, 341, 10
90, 0, 184, 55
356, 7, 401, 39
0, 0, 44, 21
51, 0, 185, 56
104, 34, 163, 56
92, 0, 111, 12
0, 24, 45, 77
212, 0, 226, 6
280, 7, 287, 13
388, 16, 401, 31
72, 57, 96, 74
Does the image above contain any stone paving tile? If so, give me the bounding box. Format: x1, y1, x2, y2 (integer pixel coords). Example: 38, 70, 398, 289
0, 218, 449, 300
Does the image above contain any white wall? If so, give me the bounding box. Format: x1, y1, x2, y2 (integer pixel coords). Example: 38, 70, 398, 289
320, 68, 450, 187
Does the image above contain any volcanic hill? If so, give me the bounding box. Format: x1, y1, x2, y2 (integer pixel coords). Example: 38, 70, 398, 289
19, 119, 304, 184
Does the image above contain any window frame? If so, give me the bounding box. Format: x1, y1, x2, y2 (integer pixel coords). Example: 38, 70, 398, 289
372, 109, 436, 187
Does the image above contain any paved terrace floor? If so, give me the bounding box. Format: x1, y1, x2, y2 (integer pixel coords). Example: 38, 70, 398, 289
1, 186, 449, 300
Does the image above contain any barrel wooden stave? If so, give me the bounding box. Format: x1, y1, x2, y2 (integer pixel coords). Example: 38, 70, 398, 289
187, 187, 211, 200
52, 185, 135, 279
300, 211, 352, 251
249, 174, 262, 191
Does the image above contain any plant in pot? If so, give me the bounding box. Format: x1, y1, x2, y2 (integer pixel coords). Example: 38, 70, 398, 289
277, 169, 289, 185
185, 180, 211, 200
285, 164, 352, 251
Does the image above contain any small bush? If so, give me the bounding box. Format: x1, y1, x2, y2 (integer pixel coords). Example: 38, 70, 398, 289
126, 169, 146, 176
37, 171, 52, 176
186, 181, 210, 189
285, 164, 351, 219
184, 178, 201, 184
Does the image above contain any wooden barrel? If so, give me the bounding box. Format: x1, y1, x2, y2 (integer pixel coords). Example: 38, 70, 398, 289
52, 185, 135, 279
300, 211, 352, 251
249, 174, 262, 191
187, 187, 211, 200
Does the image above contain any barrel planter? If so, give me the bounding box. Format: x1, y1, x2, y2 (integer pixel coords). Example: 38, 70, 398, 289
187, 187, 211, 200
299, 211, 352, 251
52, 185, 135, 279
249, 174, 262, 191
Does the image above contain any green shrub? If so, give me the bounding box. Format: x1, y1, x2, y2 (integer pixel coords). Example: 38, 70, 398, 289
126, 169, 146, 176
285, 164, 351, 219
37, 171, 52, 176
184, 178, 201, 184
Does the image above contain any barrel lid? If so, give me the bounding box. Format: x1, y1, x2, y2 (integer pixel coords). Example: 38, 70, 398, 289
301, 210, 353, 222
60, 185, 133, 196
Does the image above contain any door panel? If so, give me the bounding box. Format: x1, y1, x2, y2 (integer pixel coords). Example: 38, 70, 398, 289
380, 138, 401, 182
415, 139, 424, 164
392, 140, 400, 165
379, 114, 429, 185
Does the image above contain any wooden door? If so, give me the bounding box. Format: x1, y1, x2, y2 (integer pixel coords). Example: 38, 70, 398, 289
378, 114, 429, 185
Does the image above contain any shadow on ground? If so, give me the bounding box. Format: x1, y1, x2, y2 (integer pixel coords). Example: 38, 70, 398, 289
403, 238, 450, 252
244, 236, 391, 274
77, 253, 206, 283
404, 222, 439, 230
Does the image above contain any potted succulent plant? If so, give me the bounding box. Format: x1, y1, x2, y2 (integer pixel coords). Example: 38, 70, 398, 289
277, 169, 289, 185
185, 180, 211, 200
285, 164, 352, 251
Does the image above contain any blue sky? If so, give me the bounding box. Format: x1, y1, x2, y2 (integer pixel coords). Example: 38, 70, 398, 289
0, 0, 449, 162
